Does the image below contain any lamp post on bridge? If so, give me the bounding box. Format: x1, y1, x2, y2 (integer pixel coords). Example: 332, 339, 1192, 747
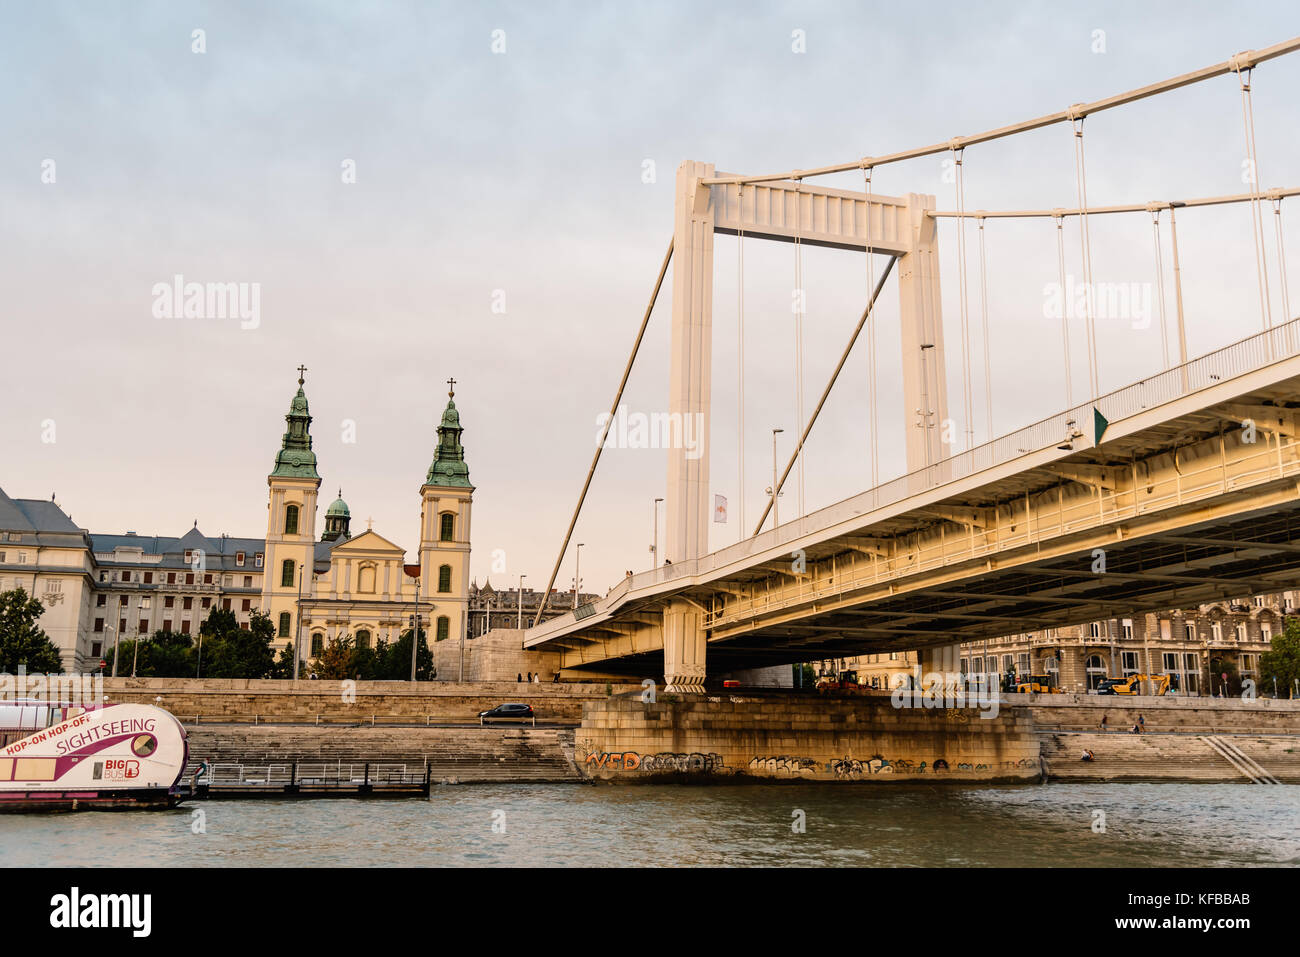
769, 428, 784, 528
650, 498, 663, 568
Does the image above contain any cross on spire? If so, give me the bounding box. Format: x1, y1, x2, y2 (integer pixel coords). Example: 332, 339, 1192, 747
297, 364, 308, 386
447, 377, 456, 398
367, 516, 374, 531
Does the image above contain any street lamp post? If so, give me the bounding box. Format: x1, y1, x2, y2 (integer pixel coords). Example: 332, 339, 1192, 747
132, 596, 151, 678
770, 428, 784, 527
108, 624, 119, 678
650, 498, 663, 567
574, 543, 584, 609
293, 563, 305, 681
410, 571, 421, 682
517, 574, 527, 629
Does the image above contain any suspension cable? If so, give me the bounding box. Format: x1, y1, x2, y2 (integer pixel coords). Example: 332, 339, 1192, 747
863, 165, 879, 491
1234, 60, 1273, 337
1053, 213, 1074, 408
953, 145, 975, 450
1070, 112, 1100, 400
977, 213, 993, 442
737, 185, 746, 540
1272, 191, 1293, 321
1149, 206, 1171, 369
793, 181, 806, 517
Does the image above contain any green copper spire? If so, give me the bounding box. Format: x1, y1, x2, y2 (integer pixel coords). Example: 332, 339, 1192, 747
425, 378, 472, 488
271, 366, 321, 479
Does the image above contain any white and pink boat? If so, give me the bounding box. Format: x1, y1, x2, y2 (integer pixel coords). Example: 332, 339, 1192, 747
0, 701, 189, 811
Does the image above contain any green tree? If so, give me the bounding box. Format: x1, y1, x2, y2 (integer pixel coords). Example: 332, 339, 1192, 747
1261, 617, 1300, 698
270, 641, 296, 679
311, 634, 357, 679
0, 588, 64, 673
106, 630, 194, 677
378, 628, 435, 681
195, 608, 277, 678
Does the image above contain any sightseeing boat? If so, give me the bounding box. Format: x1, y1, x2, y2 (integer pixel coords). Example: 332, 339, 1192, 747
0, 701, 189, 811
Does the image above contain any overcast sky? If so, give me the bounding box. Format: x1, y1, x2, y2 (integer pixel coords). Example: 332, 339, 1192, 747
2, 1, 1298, 595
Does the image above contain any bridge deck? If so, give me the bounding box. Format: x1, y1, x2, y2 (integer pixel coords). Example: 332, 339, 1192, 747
528, 318, 1300, 673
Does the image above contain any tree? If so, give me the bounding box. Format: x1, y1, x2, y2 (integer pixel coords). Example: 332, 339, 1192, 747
271, 641, 296, 679
194, 608, 277, 678
1261, 617, 1300, 698
0, 587, 64, 673
311, 634, 356, 680
106, 630, 194, 677
378, 628, 435, 681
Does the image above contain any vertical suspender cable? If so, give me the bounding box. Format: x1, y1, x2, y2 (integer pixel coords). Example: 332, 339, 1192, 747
737, 186, 746, 540
1273, 193, 1292, 321
790, 184, 800, 520
1234, 61, 1273, 341
1054, 213, 1074, 408
863, 165, 879, 492
1070, 113, 1099, 401
977, 214, 993, 442
953, 146, 975, 450
1150, 207, 1171, 369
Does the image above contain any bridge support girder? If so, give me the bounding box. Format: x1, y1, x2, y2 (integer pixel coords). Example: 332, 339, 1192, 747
663, 598, 707, 693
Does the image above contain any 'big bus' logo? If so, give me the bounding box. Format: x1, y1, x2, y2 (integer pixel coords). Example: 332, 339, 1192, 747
105, 759, 140, 780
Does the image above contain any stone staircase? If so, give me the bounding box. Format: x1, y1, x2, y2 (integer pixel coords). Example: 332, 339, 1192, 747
1041, 731, 1299, 783
185, 724, 582, 784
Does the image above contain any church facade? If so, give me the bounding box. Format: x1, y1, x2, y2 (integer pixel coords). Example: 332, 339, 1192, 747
0, 371, 475, 672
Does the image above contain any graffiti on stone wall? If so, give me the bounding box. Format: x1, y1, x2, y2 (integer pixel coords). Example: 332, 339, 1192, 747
584, 751, 727, 774
748, 755, 820, 776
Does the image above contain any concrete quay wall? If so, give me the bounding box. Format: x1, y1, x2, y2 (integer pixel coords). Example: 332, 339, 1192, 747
576, 695, 1041, 783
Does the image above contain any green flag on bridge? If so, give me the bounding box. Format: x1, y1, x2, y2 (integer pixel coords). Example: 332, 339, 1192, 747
1093, 407, 1109, 445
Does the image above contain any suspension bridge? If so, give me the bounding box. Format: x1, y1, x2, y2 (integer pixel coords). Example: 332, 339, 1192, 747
527, 37, 1300, 691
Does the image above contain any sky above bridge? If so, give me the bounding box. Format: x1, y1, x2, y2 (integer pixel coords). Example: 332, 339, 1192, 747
2, 1, 1299, 595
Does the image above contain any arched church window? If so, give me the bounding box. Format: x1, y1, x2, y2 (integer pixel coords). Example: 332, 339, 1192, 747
440, 513, 454, 542
278, 612, 291, 638
281, 559, 296, 588
356, 629, 371, 650
285, 504, 299, 536
436, 616, 450, 642
311, 632, 324, 657
438, 564, 452, 593
358, 564, 376, 593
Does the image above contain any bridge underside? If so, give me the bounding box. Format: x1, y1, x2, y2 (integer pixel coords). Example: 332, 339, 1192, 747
531, 338, 1300, 683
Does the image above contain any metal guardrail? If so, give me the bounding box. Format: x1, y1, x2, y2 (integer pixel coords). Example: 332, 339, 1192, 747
534, 314, 1300, 639
186, 761, 425, 787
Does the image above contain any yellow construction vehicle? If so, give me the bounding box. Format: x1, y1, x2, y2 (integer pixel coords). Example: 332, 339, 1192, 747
1096, 673, 1170, 696
1014, 674, 1064, 694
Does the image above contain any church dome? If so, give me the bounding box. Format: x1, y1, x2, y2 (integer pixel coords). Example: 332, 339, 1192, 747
326, 494, 350, 518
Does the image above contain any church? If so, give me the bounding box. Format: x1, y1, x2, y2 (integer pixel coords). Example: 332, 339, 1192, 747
262, 369, 474, 665
0, 369, 474, 672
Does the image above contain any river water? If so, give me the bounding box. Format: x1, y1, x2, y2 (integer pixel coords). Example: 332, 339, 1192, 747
3, 783, 1297, 867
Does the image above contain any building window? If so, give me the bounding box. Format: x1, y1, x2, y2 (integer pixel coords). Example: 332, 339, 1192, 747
281, 560, 295, 588
119, 618, 127, 632
94, 618, 104, 633
202, 597, 211, 609
436, 616, 450, 642
119, 595, 128, 606
165, 596, 175, 609
284, 505, 300, 536
255, 553, 264, 568
144, 572, 153, 584
184, 550, 192, 563
121, 570, 131, 582
1121, 651, 1139, 676
236, 552, 245, 566
96, 595, 106, 607
139, 619, 148, 633
438, 565, 452, 593
204, 573, 212, 584
1211, 622, 1222, 642
91, 642, 102, 657
222, 598, 231, 611
358, 564, 376, 594
183, 597, 193, 610
1261, 623, 1273, 643
244, 575, 252, 588
167, 572, 176, 584
242, 599, 251, 612
356, 629, 372, 650
185, 573, 194, 585
1235, 623, 1247, 642
1120, 619, 1133, 640
278, 612, 292, 638
1085, 655, 1108, 690
1185, 623, 1195, 641
163, 619, 172, 632
311, 632, 324, 656
439, 513, 454, 542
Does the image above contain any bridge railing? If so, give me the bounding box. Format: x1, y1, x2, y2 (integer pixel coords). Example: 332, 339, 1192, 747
651, 314, 1300, 587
